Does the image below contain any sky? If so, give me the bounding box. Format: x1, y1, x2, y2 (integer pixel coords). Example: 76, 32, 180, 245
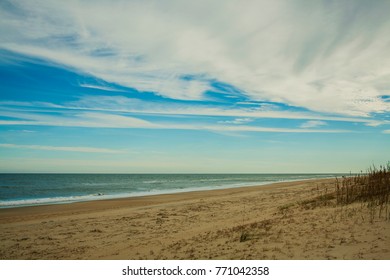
0, 0, 389, 173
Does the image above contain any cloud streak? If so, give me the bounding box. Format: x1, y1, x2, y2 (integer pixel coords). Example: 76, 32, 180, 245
0, 106, 351, 134
0, 143, 122, 153
0, 95, 375, 125
0, 109, 157, 129
1, 0, 390, 117
300, 120, 327, 129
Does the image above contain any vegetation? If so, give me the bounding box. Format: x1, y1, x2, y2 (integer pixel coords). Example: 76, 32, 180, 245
335, 163, 390, 206
241, 163, 390, 244
275, 163, 390, 220
335, 163, 390, 221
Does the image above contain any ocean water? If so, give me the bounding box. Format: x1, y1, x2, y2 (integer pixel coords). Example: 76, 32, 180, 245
0, 173, 341, 208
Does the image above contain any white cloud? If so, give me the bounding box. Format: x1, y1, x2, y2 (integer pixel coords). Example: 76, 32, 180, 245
201, 125, 349, 134
383, 130, 390, 134
0, 109, 157, 128
365, 120, 390, 127
0, 143, 122, 153
7, 129, 36, 133
0, 107, 351, 134
79, 83, 125, 92
1, 94, 379, 136
1, 95, 371, 124
218, 118, 253, 124
300, 120, 327, 129
1, 0, 390, 116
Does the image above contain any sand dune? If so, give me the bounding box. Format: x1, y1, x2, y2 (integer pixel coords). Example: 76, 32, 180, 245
0, 179, 389, 259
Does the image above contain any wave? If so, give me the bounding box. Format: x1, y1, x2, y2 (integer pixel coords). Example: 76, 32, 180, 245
0, 182, 249, 208
0, 193, 114, 208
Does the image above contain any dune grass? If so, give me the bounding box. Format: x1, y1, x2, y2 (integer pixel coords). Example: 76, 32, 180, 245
335, 163, 390, 220
292, 163, 390, 221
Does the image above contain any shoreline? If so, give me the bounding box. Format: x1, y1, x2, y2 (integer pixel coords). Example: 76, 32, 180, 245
1, 177, 389, 260
0, 179, 325, 222
0, 175, 339, 210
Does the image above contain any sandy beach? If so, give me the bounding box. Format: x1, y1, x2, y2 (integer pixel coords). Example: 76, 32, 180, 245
0, 178, 389, 260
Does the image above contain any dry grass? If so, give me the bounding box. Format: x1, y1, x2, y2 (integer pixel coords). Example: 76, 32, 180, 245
335, 163, 390, 220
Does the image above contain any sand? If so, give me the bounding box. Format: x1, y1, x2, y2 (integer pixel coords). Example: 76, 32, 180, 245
0, 178, 389, 260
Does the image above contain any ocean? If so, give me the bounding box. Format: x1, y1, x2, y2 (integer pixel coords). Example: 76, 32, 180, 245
0, 173, 341, 208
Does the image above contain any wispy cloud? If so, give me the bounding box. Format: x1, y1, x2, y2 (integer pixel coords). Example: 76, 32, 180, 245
0, 109, 157, 128
1, 0, 390, 117
218, 118, 253, 124
78, 83, 125, 92
0, 96, 374, 125
0, 93, 381, 134
201, 125, 349, 134
300, 120, 327, 129
0, 107, 351, 134
0, 143, 122, 153
7, 129, 36, 133
364, 120, 390, 127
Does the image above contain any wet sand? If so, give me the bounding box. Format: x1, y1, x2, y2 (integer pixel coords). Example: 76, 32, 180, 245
0, 178, 389, 259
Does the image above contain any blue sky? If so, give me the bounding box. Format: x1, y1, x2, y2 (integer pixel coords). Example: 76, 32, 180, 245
0, 0, 389, 173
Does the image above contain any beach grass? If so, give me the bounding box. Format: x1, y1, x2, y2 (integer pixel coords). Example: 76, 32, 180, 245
334, 163, 390, 223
